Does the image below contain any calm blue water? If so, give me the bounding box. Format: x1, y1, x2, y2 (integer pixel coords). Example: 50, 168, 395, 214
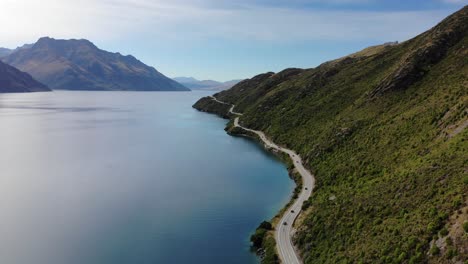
0, 91, 293, 264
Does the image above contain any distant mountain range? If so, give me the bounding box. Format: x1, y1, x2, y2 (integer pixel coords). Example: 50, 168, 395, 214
0, 60, 50, 93
173, 77, 242, 91
1, 37, 189, 91
0, 44, 34, 58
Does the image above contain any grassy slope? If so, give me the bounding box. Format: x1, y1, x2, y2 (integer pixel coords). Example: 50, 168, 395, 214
194, 6, 467, 264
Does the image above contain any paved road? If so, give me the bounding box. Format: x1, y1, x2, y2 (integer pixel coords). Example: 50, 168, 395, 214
209, 96, 244, 116
210, 96, 315, 264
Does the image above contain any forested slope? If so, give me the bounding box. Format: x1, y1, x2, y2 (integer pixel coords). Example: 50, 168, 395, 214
194, 6, 467, 263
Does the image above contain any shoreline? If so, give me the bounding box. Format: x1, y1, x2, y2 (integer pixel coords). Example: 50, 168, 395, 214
194, 96, 316, 264
228, 131, 303, 220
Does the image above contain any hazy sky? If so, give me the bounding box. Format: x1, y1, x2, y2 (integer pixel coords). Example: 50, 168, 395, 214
0, 0, 466, 81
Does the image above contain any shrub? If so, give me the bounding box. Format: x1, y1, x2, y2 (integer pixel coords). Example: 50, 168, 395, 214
446, 248, 457, 259
427, 222, 438, 234
430, 245, 440, 256
259, 221, 273, 230
409, 252, 423, 264
445, 237, 453, 246
250, 228, 267, 248
439, 227, 449, 236
397, 252, 406, 262
251, 221, 274, 249
463, 221, 468, 233
302, 200, 311, 210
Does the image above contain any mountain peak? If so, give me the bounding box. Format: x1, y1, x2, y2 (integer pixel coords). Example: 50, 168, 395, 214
34, 37, 98, 51
3, 38, 189, 91
37, 36, 53, 42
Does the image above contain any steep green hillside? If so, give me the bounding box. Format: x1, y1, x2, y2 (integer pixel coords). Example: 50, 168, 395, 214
194, 6, 467, 264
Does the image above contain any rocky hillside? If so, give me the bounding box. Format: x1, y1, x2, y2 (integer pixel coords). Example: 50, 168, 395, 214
0, 48, 12, 57
0, 60, 50, 93
194, 6, 467, 264
2, 37, 189, 91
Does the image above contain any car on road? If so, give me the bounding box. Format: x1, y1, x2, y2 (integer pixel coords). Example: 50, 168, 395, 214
305, 187, 308, 190
283, 222, 287, 225
291, 210, 295, 213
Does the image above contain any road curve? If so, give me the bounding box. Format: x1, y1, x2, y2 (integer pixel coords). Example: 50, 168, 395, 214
209, 96, 315, 264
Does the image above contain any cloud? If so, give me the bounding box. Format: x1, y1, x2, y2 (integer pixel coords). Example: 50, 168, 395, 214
0, 0, 456, 48
440, 0, 468, 3
98, 0, 451, 42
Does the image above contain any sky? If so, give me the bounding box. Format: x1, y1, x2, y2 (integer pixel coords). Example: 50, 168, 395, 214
0, 0, 466, 81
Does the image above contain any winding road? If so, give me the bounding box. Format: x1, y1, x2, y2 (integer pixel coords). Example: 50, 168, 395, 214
209, 96, 315, 264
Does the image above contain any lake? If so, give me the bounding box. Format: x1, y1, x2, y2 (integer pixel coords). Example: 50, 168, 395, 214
0, 91, 293, 264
